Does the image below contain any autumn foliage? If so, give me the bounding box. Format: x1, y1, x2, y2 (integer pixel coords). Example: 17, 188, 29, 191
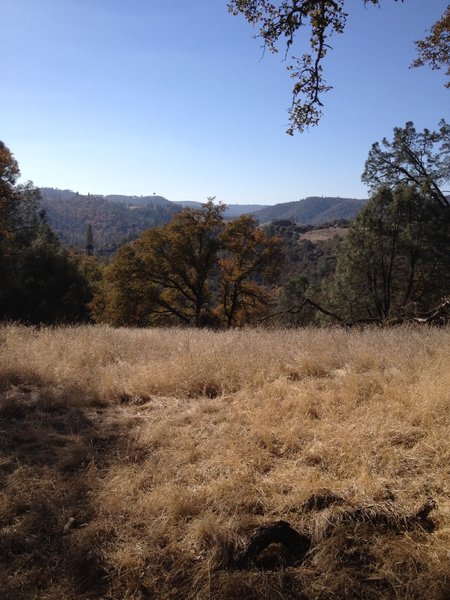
93, 201, 284, 327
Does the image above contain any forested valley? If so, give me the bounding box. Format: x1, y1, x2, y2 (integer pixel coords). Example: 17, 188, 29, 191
1, 119, 449, 328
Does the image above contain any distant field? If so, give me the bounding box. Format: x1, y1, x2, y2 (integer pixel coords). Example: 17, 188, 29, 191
299, 226, 348, 242
0, 325, 449, 600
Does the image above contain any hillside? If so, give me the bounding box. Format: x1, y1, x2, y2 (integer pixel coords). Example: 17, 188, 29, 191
104, 194, 172, 207
253, 196, 366, 225
38, 189, 266, 252
38, 189, 366, 254
1, 325, 449, 600
39, 189, 181, 254
264, 219, 351, 293
40, 188, 173, 208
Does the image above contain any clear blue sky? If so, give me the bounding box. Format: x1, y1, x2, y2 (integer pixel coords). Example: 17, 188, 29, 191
1, 0, 448, 204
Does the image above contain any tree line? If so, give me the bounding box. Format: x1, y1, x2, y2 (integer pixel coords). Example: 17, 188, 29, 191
0, 142, 94, 323
1, 119, 449, 327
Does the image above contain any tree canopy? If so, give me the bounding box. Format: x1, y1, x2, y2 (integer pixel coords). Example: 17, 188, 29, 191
321, 120, 450, 324
362, 120, 450, 208
331, 186, 450, 321
412, 5, 450, 88
228, 1, 449, 134
95, 201, 284, 327
0, 141, 93, 323
219, 214, 284, 326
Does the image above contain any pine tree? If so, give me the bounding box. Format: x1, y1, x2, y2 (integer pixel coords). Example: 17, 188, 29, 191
86, 224, 94, 256
331, 186, 450, 321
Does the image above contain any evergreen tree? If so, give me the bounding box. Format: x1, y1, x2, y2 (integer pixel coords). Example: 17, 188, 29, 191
330, 186, 450, 321
86, 224, 94, 256
362, 120, 450, 209
0, 141, 92, 323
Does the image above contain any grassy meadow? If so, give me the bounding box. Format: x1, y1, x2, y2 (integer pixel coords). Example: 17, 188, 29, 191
0, 324, 449, 599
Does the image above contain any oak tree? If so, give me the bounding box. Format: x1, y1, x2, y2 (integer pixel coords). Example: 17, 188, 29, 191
218, 215, 284, 327
94, 244, 158, 326
98, 200, 225, 326
412, 5, 450, 88
96, 202, 283, 327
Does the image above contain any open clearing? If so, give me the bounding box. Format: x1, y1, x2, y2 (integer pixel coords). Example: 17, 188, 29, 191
0, 325, 449, 599
299, 226, 348, 242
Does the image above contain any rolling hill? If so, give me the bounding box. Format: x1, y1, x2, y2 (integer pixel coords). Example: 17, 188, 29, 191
252, 196, 367, 225
39, 189, 181, 254
38, 188, 366, 254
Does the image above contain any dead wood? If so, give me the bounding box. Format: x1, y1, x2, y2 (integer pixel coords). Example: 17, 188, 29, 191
258, 296, 450, 327
258, 298, 345, 325
232, 520, 311, 570
225, 498, 437, 571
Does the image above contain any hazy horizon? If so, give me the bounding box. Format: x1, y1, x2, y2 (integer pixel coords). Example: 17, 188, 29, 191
38, 186, 368, 207
2, 0, 448, 205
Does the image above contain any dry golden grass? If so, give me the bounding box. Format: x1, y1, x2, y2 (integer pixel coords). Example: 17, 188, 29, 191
299, 227, 348, 242
0, 324, 449, 599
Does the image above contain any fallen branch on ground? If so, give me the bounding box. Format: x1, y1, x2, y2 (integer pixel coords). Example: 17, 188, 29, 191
258, 297, 450, 327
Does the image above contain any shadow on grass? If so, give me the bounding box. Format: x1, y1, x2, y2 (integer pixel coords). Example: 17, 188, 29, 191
0, 369, 120, 600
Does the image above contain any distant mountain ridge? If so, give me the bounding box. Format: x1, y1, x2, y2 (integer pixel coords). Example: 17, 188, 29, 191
252, 196, 367, 225
38, 188, 367, 254
40, 188, 173, 207
40, 189, 267, 219
173, 201, 268, 217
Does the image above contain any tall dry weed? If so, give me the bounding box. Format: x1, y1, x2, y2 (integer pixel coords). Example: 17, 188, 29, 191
0, 324, 449, 599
